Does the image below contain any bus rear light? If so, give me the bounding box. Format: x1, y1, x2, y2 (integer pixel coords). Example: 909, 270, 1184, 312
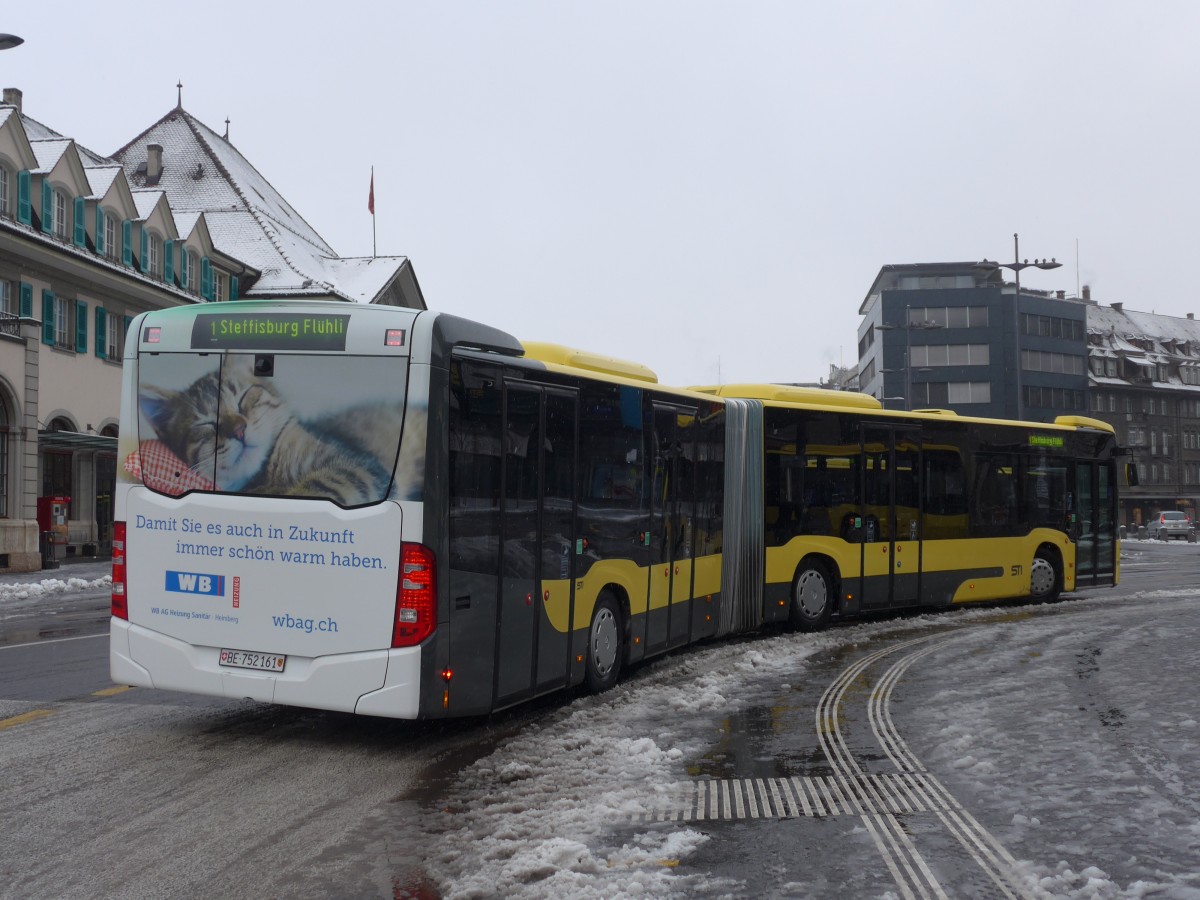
111, 522, 128, 620
393, 542, 436, 648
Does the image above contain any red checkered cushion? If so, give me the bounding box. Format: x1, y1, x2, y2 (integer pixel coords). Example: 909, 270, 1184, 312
124, 441, 214, 495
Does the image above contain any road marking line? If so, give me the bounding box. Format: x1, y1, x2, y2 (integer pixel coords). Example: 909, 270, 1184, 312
91, 685, 132, 697
0, 633, 107, 653
0, 709, 54, 730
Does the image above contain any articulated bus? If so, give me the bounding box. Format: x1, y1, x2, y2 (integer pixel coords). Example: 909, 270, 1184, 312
110, 301, 1121, 719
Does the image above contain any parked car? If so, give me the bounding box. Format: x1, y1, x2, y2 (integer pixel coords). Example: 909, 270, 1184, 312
1146, 510, 1193, 540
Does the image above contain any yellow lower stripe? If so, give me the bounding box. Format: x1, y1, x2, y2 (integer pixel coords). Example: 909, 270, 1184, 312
0, 709, 54, 731
91, 685, 133, 698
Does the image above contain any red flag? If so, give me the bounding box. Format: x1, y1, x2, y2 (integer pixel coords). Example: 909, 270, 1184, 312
368, 170, 375, 215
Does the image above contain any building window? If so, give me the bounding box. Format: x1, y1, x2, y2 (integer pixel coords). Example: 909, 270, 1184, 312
103, 212, 118, 261
1105, 359, 1118, 376
214, 270, 226, 302
0, 166, 8, 218
54, 296, 72, 347
0, 280, 12, 316
148, 233, 161, 279
187, 250, 199, 294
1021, 350, 1086, 375
907, 305, 988, 328
910, 343, 990, 367
948, 381, 991, 404
106, 311, 123, 359
1021, 314, 1084, 342
1108, 395, 1116, 413
53, 189, 68, 240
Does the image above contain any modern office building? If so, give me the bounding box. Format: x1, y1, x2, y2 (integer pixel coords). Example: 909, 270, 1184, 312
857, 261, 1087, 422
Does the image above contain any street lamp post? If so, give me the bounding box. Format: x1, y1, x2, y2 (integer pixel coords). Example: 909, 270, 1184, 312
877, 308, 943, 411
1000, 234, 1061, 421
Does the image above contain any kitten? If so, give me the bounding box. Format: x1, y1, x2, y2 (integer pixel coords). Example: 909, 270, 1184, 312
139, 365, 420, 505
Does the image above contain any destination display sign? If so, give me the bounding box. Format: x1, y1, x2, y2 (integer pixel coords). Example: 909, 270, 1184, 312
190, 313, 349, 351
1028, 433, 1065, 448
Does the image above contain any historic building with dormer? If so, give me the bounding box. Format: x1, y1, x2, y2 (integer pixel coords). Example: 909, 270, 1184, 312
0, 86, 422, 570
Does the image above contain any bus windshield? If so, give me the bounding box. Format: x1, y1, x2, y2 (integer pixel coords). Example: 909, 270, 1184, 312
133, 351, 408, 505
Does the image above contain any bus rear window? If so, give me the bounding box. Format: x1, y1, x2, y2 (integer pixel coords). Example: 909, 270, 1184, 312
131, 352, 409, 506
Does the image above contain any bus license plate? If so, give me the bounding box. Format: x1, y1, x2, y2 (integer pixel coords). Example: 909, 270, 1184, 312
219, 649, 286, 673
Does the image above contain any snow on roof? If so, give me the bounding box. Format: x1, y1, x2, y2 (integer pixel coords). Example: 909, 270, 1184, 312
171, 209, 202, 238
1087, 303, 1200, 345
131, 189, 164, 220
18, 112, 112, 166
29, 138, 70, 173
84, 165, 122, 199
110, 107, 412, 303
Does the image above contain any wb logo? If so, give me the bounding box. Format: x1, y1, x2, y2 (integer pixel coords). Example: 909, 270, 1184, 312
165, 570, 225, 597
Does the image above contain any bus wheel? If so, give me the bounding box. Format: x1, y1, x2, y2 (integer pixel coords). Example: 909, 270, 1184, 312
1029, 552, 1061, 603
791, 559, 833, 632
585, 591, 623, 693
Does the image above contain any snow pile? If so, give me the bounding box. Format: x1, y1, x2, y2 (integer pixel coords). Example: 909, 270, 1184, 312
0, 575, 110, 605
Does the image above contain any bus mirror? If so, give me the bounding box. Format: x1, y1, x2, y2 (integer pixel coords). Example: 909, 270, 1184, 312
1125, 463, 1139, 486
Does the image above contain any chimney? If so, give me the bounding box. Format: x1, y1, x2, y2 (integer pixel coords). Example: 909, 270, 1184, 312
1082, 284, 1091, 302
1056, 290, 1065, 299
1112, 302, 1123, 313
2, 87, 21, 113
147, 144, 163, 182
1189, 313, 1195, 320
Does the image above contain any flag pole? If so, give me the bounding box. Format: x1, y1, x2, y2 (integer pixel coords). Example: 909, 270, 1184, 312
369, 166, 376, 258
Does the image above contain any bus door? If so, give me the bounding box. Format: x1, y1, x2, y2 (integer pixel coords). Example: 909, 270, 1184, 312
859, 424, 923, 610
496, 383, 579, 707
646, 402, 698, 654
1073, 459, 1116, 585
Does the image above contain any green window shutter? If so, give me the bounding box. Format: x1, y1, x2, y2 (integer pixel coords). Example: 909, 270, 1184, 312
17, 171, 31, 224
41, 290, 55, 344
164, 239, 175, 284
95, 207, 105, 256
123, 315, 132, 340
75, 300, 88, 353
19, 282, 32, 318
139, 226, 148, 273
73, 197, 86, 247
179, 248, 188, 290
230, 274, 239, 301
201, 256, 212, 300
95, 306, 107, 359
41, 181, 53, 234
122, 220, 132, 266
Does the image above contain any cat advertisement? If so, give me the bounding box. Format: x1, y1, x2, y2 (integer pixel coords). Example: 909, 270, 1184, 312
123, 352, 423, 507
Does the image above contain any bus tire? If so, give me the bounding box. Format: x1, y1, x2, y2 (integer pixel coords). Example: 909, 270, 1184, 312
585, 591, 623, 693
790, 558, 834, 632
1029, 550, 1061, 603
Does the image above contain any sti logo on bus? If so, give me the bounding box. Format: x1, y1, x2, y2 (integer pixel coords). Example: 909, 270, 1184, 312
165, 571, 225, 597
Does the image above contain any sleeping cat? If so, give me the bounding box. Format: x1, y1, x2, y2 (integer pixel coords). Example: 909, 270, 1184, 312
139, 364, 422, 505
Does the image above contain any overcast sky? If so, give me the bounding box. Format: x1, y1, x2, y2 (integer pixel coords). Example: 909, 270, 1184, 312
5, 2, 1196, 387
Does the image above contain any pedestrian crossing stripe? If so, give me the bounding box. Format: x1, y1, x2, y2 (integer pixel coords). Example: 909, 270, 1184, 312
631, 773, 961, 823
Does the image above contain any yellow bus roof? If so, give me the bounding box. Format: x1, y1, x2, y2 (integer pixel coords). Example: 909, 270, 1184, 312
519, 341, 659, 384
689, 384, 883, 410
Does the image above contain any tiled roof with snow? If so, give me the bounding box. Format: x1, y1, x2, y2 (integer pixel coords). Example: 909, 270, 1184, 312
29, 138, 70, 173
110, 107, 409, 302
19, 114, 112, 166
84, 165, 122, 199
132, 190, 164, 219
